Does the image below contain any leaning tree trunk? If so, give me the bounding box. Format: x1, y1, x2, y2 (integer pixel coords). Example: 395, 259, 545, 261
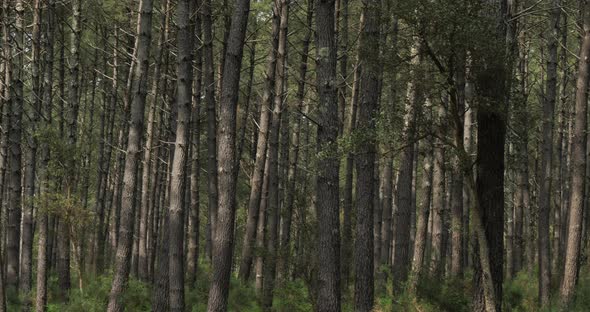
559, 1, 590, 308
238, 4, 280, 281
107, 0, 154, 309
205, 0, 251, 308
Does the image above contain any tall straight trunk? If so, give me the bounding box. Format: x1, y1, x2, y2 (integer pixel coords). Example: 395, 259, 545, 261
255, 158, 270, 295
6, 0, 24, 290
342, 39, 359, 289
471, 2, 509, 310
97, 28, 120, 274
353, 0, 380, 310
430, 106, 446, 277
107, 0, 154, 309
138, 0, 170, 281
169, 0, 196, 310
0, 1, 11, 308
559, 2, 590, 308
262, 0, 288, 309
408, 138, 434, 294
36, 1, 55, 310
392, 39, 421, 292
187, 2, 203, 287
450, 55, 466, 278
206, 0, 251, 308
314, 0, 342, 309
239, 5, 280, 281
202, 0, 219, 260
538, 0, 561, 305
21, 0, 42, 302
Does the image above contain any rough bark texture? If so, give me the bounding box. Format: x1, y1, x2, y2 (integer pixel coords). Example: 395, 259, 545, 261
393, 39, 421, 293
559, 1, 590, 308
169, 0, 196, 310
239, 4, 280, 281
202, 0, 219, 260
107, 0, 154, 309
354, 0, 380, 310
408, 141, 433, 294
314, 0, 342, 310
538, 0, 561, 305
205, 0, 251, 308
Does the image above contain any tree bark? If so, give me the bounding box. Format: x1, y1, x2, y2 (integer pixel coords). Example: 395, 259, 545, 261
239, 4, 280, 281
537, 0, 561, 305
169, 0, 196, 310
202, 0, 219, 260
314, 0, 342, 309
206, 0, 251, 308
107, 0, 154, 309
353, 0, 380, 310
559, 1, 590, 308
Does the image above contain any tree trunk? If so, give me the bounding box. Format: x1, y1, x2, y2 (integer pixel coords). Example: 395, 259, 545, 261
430, 106, 446, 278
314, 0, 342, 309
169, 0, 196, 310
408, 137, 434, 294
202, 0, 219, 260
6, 0, 24, 290
559, 2, 590, 308
205, 0, 251, 307
262, 0, 288, 308
107, 0, 154, 309
538, 0, 561, 305
353, 0, 380, 310
239, 4, 280, 281
393, 39, 421, 293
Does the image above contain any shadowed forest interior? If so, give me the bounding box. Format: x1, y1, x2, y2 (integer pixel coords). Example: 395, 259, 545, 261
3, 0, 590, 311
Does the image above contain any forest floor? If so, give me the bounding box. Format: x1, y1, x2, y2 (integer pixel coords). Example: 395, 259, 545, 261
7, 265, 590, 311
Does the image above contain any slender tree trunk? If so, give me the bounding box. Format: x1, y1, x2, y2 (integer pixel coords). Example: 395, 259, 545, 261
107, 0, 154, 309
21, 0, 42, 304
393, 39, 421, 293
262, 0, 288, 308
239, 5, 280, 281
36, 1, 55, 310
206, 0, 251, 307
353, 0, 380, 310
169, 0, 196, 310
430, 106, 446, 277
408, 137, 434, 294
187, 1, 203, 287
314, 0, 342, 309
559, 2, 590, 308
537, 0, 561, 305
6, 0, 24, 290
202, 0, 219, 260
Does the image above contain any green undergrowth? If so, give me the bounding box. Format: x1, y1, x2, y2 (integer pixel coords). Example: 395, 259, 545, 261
8, 266, 590, 311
